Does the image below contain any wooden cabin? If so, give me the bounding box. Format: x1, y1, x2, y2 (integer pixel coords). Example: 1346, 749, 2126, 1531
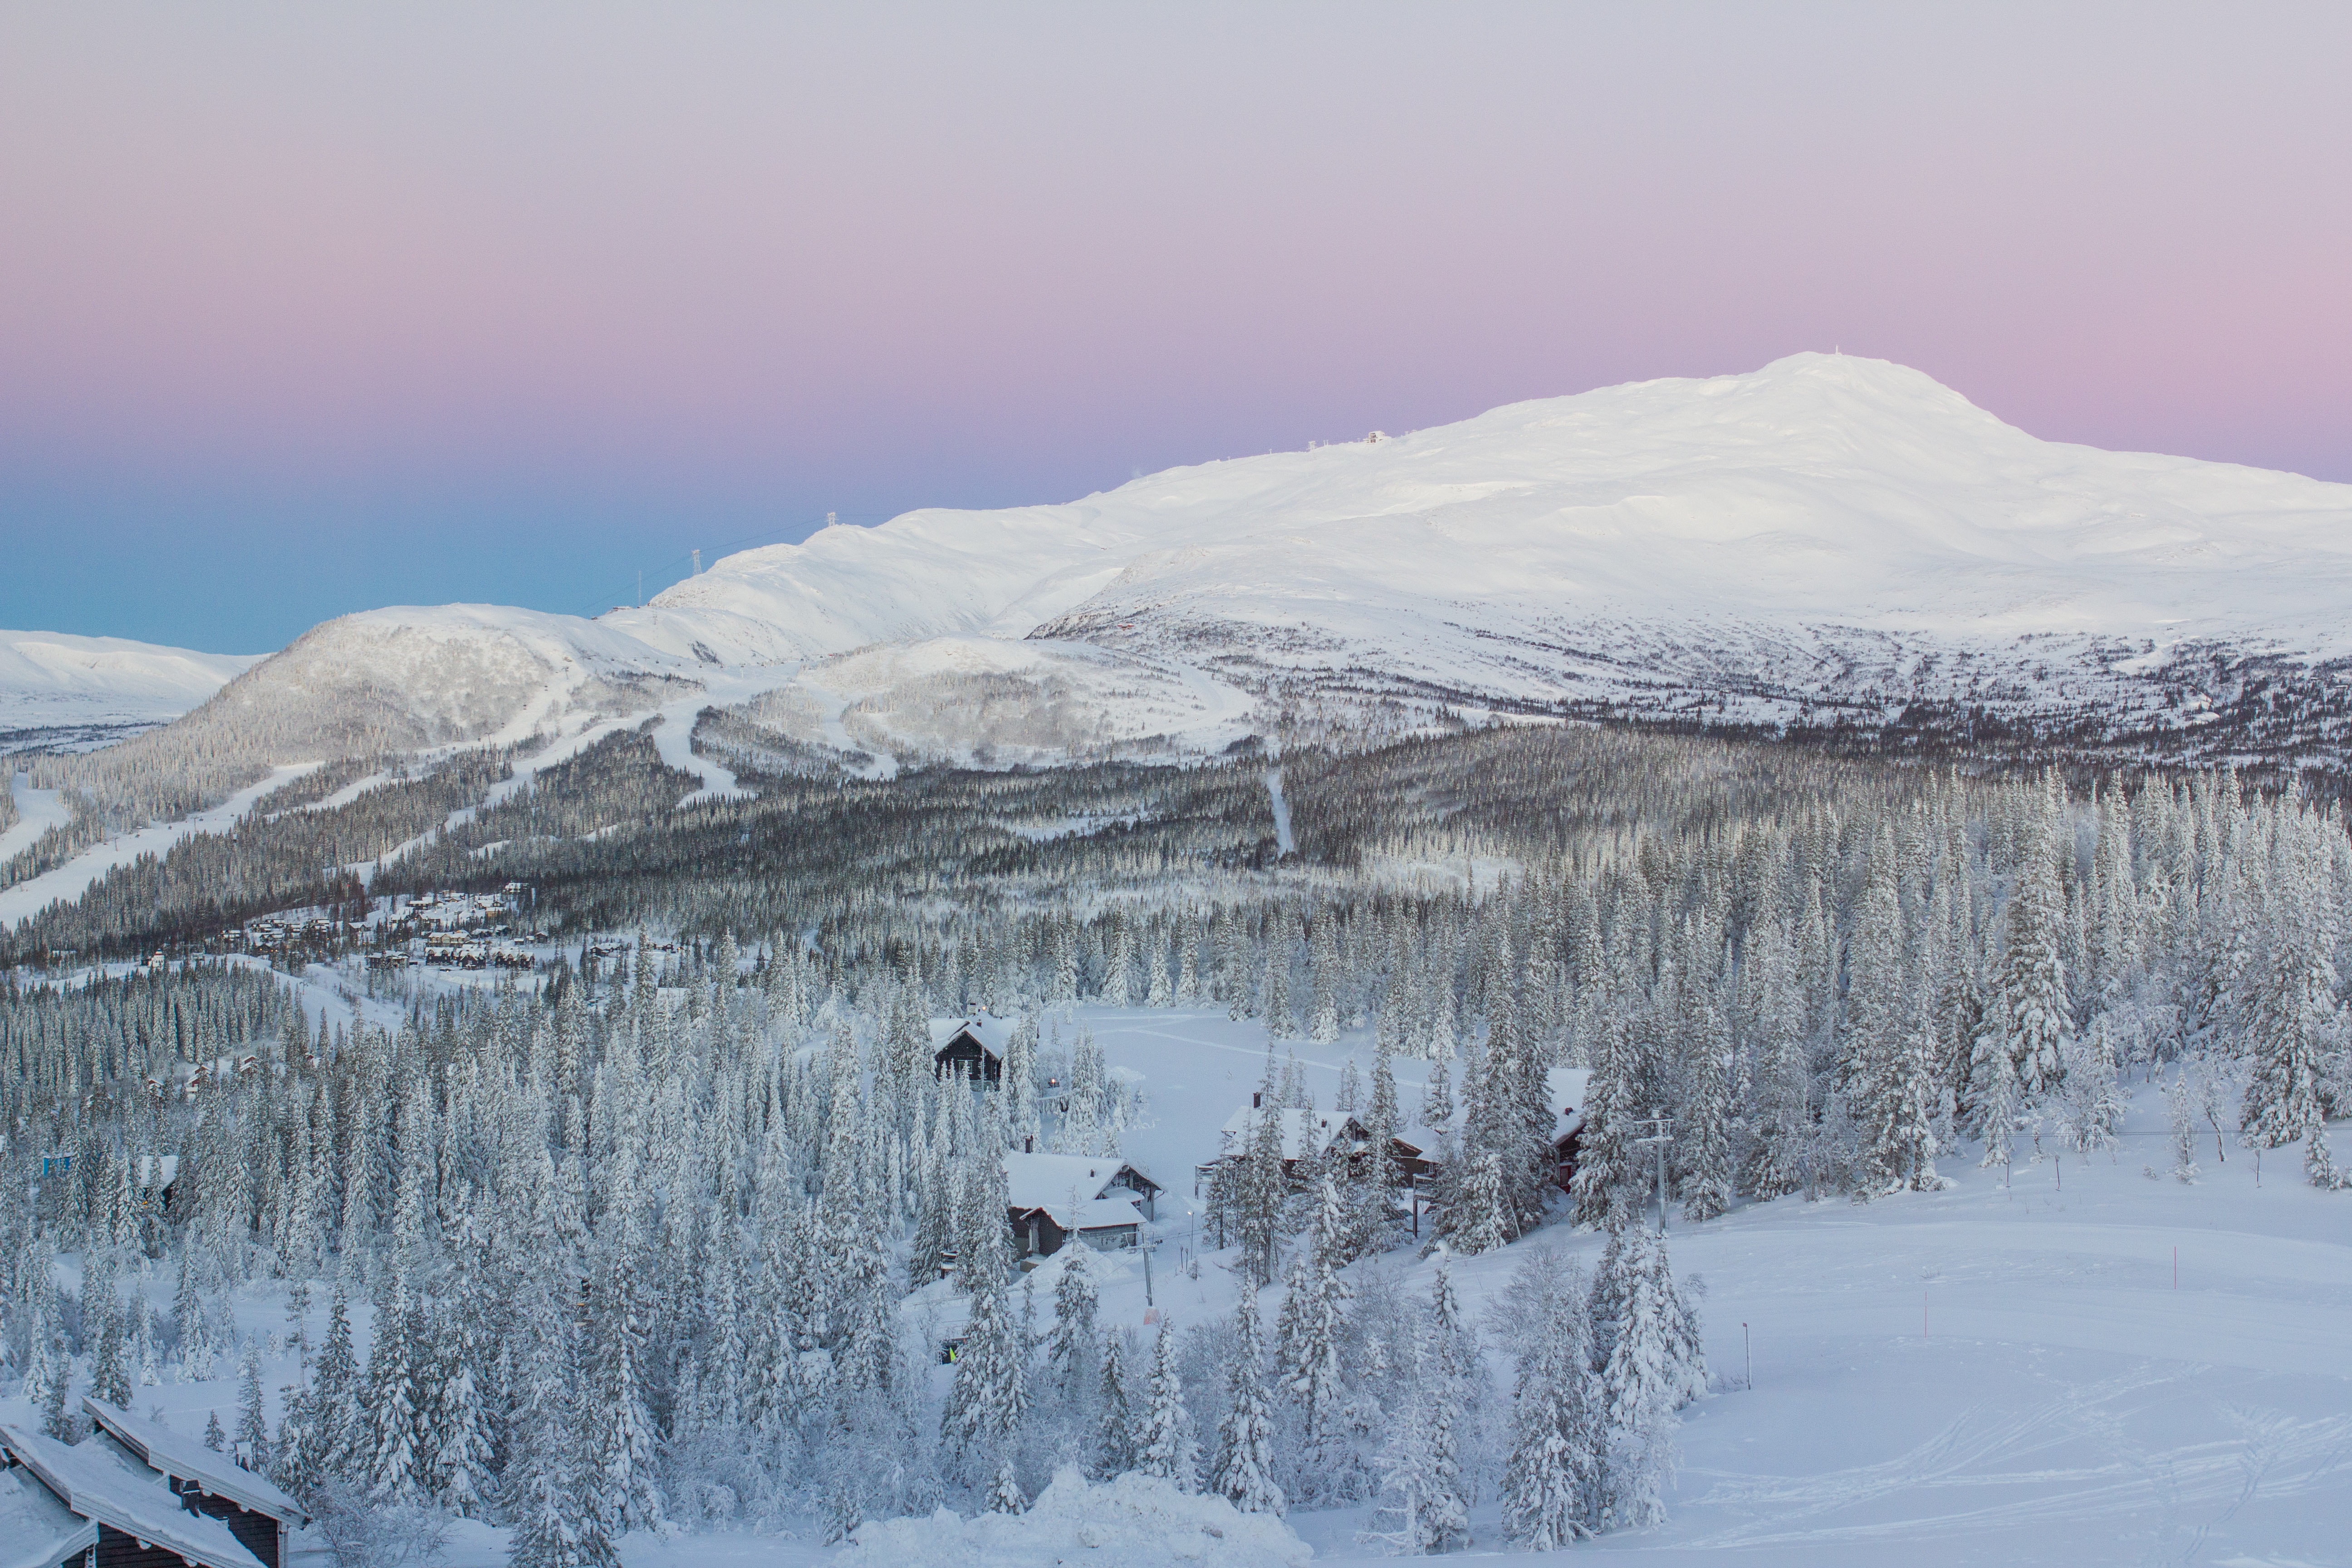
83, 1398, 308, 1568
1547, 1067, 1593, 1191
1004, 1151, 1162, 1259
1211, 1093, 1431, 1186
1008, 1197, 1144, 1259
0, 1422, 270, 1568
930, 1016, 1017, 1084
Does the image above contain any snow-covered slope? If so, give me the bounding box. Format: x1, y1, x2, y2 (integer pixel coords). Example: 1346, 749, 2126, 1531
0, 630, 261, 744
160, 354, 2352, 775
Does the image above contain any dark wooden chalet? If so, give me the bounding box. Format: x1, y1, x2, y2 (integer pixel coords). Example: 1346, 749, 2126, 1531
1210, 1093, 1431, 1186
85, 1397, 308, 1568
0, 1423, 270, 1568
1002, 1150, 1164, 1259
1546, 1067, 1593, 1192
930, 1016, 1016, 1084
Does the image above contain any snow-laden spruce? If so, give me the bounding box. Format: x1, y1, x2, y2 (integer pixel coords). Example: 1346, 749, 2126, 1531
1, 742, 2347, 1559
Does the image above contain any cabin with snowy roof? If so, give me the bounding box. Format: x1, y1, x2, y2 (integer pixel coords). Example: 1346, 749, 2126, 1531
1210, 1093, 1431, 1186
1003, 1151, 1161, 1259
1545, 1068, 1593, 1191
83, 1397, 308, 1568
930, 1016, 1017, 1084
0, 1421, 275, 1568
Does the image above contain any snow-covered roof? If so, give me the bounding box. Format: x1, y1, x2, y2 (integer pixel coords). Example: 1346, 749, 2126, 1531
1216, 1104, 1372, 1162
0, 1465, 95, 1568
1549, 1067, 1594, 1144
929, 1016, 1019, 1057
0, 1425, 270, 1568
84, 1397, 308, 1524
1003, 1152, 1159, 1212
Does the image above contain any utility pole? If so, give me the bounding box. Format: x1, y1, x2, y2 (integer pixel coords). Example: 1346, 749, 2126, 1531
1630, 1114, 1676, 1235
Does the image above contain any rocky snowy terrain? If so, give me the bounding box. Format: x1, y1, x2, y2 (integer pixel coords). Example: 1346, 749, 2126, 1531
89, 352, 2352, 789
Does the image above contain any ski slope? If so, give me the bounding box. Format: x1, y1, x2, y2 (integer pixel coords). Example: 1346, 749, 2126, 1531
0, 763, 317, 928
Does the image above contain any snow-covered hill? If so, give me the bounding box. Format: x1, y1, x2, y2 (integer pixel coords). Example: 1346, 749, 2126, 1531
0, 630, 263, 753
152, 354, 2352, 775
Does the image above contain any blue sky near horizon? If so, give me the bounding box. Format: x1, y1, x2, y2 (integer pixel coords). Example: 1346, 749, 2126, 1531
3, 2, 2347, 654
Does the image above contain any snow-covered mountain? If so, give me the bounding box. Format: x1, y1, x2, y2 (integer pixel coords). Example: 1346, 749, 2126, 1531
0, 630, 263, 750
161, 353, 2352, 775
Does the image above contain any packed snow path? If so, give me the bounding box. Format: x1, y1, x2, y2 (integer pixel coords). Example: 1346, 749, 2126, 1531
1264, 765, 1294, 856
0, 772, 72, 865
0, 763, 318, 927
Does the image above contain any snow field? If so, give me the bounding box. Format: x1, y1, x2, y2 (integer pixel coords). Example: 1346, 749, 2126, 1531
837, 1470, 1312, 1568
987, 1010, 2352, 1567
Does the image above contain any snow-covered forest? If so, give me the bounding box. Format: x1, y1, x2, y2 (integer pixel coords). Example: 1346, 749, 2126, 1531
2, 724, 2347, 1563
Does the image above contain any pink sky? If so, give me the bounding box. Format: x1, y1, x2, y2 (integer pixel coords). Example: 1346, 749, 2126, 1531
2, 3, 2347, 650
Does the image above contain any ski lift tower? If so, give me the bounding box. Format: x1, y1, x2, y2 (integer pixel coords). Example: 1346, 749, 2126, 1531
1628, 1114, 1675, 1235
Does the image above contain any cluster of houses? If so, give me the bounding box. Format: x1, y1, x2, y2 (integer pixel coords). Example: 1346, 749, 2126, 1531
218, 915, 351, 962
367, 932, 534, 971
1200, 1067, 1592, 1201
927, 1014, 1593, 1269
0, 1397, 307, 1568
397, 887, 529, 930
349, 886, 544, 970
929, 1018, 1161, 1261
583, 936, 680, 962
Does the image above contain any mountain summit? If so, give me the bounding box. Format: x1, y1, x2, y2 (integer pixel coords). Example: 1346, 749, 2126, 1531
100, 354, 2352, 782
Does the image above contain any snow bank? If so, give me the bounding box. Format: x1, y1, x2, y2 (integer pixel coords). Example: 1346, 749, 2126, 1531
839, 1470, 1311, 1568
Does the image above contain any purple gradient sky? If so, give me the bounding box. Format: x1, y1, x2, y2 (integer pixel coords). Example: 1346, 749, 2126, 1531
4, 3, 2347, 652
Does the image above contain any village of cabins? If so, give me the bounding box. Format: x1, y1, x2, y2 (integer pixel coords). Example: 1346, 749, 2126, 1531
929, 1016, 1589, 1262
0, 1012, 1586, 1568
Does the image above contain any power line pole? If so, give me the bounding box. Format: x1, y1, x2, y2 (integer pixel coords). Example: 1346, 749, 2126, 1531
1630, 1114, 1676, 1235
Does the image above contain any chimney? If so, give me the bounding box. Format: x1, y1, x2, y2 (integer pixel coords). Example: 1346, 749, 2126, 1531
1252, 1091, 1262, 1109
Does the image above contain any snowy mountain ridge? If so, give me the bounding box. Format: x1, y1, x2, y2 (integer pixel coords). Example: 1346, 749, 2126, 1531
0, 631, 262, 753
114, 353, 2352, 776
